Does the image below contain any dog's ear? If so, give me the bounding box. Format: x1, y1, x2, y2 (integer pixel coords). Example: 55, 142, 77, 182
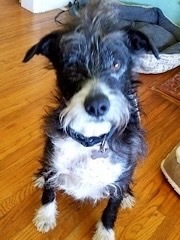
23, 31, 60, 63
126, 29, 159, 59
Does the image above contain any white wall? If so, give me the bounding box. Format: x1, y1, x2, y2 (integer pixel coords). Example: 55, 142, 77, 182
21, 0, 69, 13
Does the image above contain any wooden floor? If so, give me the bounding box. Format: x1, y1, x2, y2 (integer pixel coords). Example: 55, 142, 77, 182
0, 1, 179, 239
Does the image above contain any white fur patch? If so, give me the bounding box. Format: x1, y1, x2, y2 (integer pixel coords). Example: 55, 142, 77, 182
33, 176, 45, 188
120, 193, 135, 209
33, 200, 57, 233
92, 221, 115, 240
48, 137, 125, 201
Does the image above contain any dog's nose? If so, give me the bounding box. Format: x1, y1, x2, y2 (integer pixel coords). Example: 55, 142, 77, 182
84, 94, 110, 117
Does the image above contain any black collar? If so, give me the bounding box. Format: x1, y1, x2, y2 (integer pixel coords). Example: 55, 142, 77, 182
66, 126, 115, 147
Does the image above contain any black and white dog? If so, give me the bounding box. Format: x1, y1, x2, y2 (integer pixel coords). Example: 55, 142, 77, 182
23, 1, 158, 239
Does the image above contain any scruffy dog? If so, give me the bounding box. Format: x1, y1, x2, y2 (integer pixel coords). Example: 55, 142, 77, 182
23, 0, 158, 239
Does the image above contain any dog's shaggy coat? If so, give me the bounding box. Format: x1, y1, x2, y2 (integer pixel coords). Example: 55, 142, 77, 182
23, 0, 158, 239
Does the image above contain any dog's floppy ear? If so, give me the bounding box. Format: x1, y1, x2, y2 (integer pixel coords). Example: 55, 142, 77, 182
126, 29, 159, 59
23, 31, 60, 63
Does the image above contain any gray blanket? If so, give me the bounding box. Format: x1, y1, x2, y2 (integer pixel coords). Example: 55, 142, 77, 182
113, 4, 180, 54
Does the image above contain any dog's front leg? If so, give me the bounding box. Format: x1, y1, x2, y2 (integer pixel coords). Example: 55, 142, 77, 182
33, 184, 58, 233
92, 187, 135, 240
92, 196, 122, 240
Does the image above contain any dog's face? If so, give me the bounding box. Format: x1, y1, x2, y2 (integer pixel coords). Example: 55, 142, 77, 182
58, 31, 134, 137
23, 5, 158, 137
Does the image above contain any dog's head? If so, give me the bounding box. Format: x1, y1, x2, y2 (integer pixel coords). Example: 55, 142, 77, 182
23, 1, 158, 138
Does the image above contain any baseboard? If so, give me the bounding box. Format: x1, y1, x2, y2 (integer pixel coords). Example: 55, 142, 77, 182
21, 0, 69, 13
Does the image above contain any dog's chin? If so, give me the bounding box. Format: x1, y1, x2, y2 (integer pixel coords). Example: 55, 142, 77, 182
69, 120, 112, 137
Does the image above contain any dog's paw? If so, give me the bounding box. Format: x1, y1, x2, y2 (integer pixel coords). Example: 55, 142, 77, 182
33, 176, 45, 189
92, 221, 115, 240
120, 193, 135, 209
33, 201, 57, 233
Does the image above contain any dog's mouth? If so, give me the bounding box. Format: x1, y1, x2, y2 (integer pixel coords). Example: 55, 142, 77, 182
60, 110, 113, 138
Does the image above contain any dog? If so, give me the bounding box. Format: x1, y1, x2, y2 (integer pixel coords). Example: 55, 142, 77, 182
23, 0, 158, 239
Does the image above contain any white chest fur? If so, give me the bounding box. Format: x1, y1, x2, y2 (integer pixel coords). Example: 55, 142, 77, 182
50, 137, 125, 201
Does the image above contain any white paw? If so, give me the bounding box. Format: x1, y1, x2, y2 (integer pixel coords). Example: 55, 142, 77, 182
120, 193, 135, 209
33, 201, 57, 233
92, 221, 115, 240
33, 176, 45, 188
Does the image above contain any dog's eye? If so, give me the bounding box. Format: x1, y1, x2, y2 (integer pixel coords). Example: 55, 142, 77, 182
111, 60, 121, 72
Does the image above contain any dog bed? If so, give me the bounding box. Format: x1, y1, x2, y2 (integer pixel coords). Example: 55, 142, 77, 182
161, 143, 180, 195
66, 1, 180, 74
